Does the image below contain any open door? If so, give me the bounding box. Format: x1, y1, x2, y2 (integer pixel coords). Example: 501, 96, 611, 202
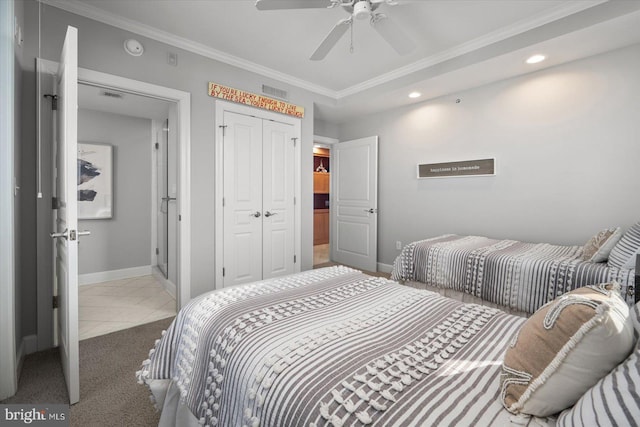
50, 26, 81, 404
331, 136, 378, 272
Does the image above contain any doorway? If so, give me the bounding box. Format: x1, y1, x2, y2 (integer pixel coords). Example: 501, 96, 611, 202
35, 59, 191, 352
313, 144, 331, 266
75, 83, 177, 340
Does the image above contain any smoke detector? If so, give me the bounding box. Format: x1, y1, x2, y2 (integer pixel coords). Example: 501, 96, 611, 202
124, 39, 144, 57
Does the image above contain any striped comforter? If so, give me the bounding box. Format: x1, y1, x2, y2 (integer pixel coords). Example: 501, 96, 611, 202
138, 266, 538, 426
391, 235, 636, 315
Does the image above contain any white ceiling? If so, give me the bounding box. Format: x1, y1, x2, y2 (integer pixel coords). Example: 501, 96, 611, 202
47, 0, 640, 124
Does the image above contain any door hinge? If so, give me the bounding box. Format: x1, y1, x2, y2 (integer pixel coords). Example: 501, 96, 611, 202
291, 137, 297, 147
222, 197, 225, 207
293, 196, 296, 205
219, 124, 227, 136
155, 247, 159, 255
52, 295, 59, 309
44, 94, 58, 110
222, 267, 225, 277
155, 142, 159, 150
294, 255, 297, 263
51, 196, 59, 210
178, 214, 182, 221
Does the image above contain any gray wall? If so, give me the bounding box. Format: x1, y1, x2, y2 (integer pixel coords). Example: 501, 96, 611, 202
77, 108, 152, 274
16, 0, 336, 346
339, 44, 640, 267
313, 118, 340, 140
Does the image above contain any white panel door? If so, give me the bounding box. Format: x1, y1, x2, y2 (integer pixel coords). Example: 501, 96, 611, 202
331, 136, 378, 272
52, 26, 80, 404
262, 120, 295, 278
223, 111, 263, 286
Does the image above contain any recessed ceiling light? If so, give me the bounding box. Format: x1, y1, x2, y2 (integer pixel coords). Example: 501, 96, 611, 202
408, 92, 421, 98
526, 54, 546, 64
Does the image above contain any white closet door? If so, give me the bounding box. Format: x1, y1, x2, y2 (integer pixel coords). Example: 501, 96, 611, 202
223, 111, 263, 286
262, 120, 296, 278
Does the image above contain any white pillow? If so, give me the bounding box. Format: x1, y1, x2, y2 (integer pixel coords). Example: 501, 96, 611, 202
557, 303, 640, 426
500, 282, 635, 417
581, 227, 621, 263
608, 222, 640, 269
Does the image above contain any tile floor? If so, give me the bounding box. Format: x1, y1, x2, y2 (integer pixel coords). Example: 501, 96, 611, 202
313, 243, 330, 266
79, 275, 176, 340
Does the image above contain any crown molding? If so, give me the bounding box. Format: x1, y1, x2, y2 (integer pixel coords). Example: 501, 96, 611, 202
335, 0, 606, 98
40, 0, 605, 101
39, 0, 338, 99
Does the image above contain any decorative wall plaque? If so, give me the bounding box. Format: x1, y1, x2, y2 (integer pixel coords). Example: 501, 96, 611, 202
417, 158, 495, 178
208, 82, 304, 118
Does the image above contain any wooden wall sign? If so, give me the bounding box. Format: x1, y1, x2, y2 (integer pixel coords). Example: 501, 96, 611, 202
208, 82, 304, 118
417, 158, 495, 178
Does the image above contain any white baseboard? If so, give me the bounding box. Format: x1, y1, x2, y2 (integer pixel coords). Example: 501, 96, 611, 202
377, 263, 393, 274
79, 265, 152, 286
151, 266, 176, 298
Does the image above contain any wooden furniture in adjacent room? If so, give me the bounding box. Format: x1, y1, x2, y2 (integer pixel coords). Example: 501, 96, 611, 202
313, 172, 330, 194
314, 209, 329, 245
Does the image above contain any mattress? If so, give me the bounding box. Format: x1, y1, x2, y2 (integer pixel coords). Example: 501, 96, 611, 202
138, 266, 552, 426
391, 235, 635, 315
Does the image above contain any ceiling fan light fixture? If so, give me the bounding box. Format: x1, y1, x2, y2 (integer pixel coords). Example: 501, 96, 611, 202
353, 1, 372, 20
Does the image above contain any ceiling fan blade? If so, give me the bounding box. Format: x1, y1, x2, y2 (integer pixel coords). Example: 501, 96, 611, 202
255, 0, 335, 10
310, 18, 351, 61
371, 14, 416, 55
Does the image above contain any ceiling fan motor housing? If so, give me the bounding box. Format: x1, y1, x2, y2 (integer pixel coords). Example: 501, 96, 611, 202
353, 1, 372, 20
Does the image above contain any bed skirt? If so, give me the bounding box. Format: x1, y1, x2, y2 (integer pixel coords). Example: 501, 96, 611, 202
149, 379, 200, 427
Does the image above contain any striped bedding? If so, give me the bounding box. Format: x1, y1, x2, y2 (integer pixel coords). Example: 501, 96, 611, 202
138, 266, 546, 426
391, 235, 636, 315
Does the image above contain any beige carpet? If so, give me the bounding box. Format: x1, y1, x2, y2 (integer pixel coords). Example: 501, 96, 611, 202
2, 317, 174, 426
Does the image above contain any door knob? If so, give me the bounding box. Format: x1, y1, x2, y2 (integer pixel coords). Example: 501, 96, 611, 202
264, 211, 277, 217
364, 208, 377, 213
50, 228, 69, 240
251, 211, 261, 218
50, 229, 91, 241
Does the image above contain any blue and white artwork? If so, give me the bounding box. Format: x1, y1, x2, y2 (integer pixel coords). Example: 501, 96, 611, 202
78, 142, 112, 219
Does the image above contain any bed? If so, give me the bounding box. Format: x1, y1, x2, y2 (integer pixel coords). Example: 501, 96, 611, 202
391, 234, 637, 316
137, 266, 538, 426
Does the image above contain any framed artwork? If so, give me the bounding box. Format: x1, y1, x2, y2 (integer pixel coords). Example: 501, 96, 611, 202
78, 142, 113, 219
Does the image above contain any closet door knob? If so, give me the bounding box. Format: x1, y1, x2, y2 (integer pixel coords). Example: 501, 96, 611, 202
264, 211, 277, 217
251, 211, 261, 218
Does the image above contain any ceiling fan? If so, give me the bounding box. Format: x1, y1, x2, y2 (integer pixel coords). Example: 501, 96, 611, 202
255, 0, 416, 61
